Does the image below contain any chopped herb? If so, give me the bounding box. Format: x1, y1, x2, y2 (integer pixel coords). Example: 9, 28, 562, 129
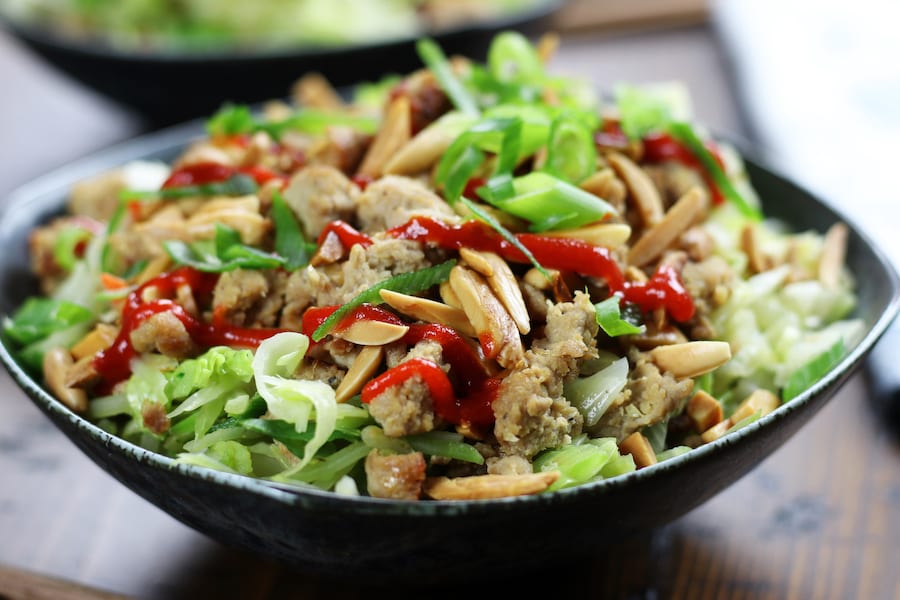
207, 104, 379, 140
164, 224, 284, 273
416, 38, 480, 117
3, 297, 93, 346
667, 121, 762, 221
120, 173, 258, 201
312, 259, 456, 341
595, 296, 645, 337
271, 191, 313, 271
460, 197, 549, 279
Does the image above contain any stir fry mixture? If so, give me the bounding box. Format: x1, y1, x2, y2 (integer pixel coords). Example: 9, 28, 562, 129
6, 33, 863, 500
3, 0, 547, 52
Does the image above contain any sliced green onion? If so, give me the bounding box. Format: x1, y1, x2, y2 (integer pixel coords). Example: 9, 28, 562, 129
460, 197, 549, 279
271, 191, 312, 271
3, 297, 93, 346
595, 296, 645, 337
667, 121, 762, 221
615, 83, 676, 140
782, 338, 845, 401
542, 112, 598, 184
482, 171, 616, 232
416, 38, 480, 117
164, 224, 284, 273
435, 117, 522, 203
312, 259, 456, 341
53, 227, 93, 272
487, 31, 545, 86
207, 104, 379, 139
120, 174, 258, 201
405, 431, 484, 465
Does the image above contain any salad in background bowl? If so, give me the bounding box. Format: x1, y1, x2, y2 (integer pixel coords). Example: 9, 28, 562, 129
0, 32, 895, 574
0, 0, 563, 123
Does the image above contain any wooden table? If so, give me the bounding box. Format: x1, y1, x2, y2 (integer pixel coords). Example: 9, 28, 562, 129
1, 19, 899, 600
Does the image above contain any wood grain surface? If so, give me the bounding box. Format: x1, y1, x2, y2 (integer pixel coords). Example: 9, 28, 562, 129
0, 19, 898, 600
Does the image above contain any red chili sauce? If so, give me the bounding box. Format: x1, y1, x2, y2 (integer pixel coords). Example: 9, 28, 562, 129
162, 162, 283, 188
93, 266, 285, 391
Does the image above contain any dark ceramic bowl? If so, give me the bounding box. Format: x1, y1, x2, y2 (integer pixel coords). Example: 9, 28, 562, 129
0, 122, 897, 581
1, 1, 562, 125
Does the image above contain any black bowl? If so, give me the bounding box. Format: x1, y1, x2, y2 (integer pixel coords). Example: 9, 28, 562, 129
1, 1, 562, 125
0, 122, 897, 581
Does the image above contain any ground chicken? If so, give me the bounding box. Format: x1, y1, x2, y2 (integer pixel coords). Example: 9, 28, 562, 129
282, 165, 360, 239
368, 340, 446, 437
364, 450, 426, 500
212, 268, 286, 327
492, 292, 599, 458
356, 175, 458, 233
591, 348, 695, 441
129, 311, 198, 359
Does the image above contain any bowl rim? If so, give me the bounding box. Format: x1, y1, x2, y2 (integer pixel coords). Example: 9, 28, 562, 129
0, 0, 565, 63
1, 118, 898, 517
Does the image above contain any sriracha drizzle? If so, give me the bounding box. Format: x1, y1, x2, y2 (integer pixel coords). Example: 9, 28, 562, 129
93, 267, 286, 391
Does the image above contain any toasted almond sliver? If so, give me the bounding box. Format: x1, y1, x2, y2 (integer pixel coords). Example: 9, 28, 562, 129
607, 151, 665, 227
43, 347, 88, 413
700, 419, 731, 444
649, 341, 732, 379
449, 265, 525, 369
337, 320, 409, 346
619, 432, 658, 469
536, 32, 560, 64
729, 388, 780, 424
542, 223, 632, 248
627, 186, 706, 267
686, 390, 724, 433
383, 121, 456, 175
379, 289, 476, 337
358, 96, 411, 178
335, 346, 384, 403
741, 223, 772, 274
460, 249, 530, 335
818, 222, 848, 290
70, 324, 118, 361
439, 281, 462, 309
459, 248, 495, 277
292, 72, 344, 109
423, 471, 559, 500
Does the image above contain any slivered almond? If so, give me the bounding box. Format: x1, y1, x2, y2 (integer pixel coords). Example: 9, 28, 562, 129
358, 96, 411, 178
70, 324, 118, 360
135, 254, 172, 285
649, 340, 732, 378
449, 265, 525, 369
624, 323, 688, 350
379, 289, 476, 337
536, 32, 560, 63
619, 432, 658, 469
423, 471, 559, 500
607, 151, 664, 227
440, 281, 463, 309
524, 267, 559, 291
44, 347, 88, 412
383, 121, 456, 175
542, 223, 632, 248
818, 222, 848, 290
459, 248, 495, 277
460, 249, 530, 335
336, 320, 409, 346
700, 419, 731, 444
335, 346, 383, 403
292, 72, 344, 109
729, 388, 779, 424
686, 390, 724, 433
627, 186, 706, 267
580, 168, 627, 212
741, 224, 772, 274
